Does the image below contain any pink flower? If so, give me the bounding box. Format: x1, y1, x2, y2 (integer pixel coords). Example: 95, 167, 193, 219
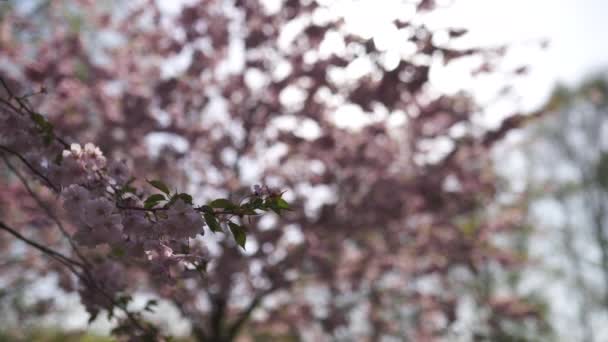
107, 160, 130, 185
160, 199, 204, 239
84, 143, 106, 170
61, 185, 90, 211
84, 198, 120, 227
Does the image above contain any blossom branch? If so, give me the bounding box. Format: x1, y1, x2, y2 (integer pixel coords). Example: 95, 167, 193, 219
0, 220, 84, 270
1, 154, 91, 268
0, 222, 154, 338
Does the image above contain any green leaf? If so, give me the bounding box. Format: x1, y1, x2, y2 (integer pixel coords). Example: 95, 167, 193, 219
144, 193, 166, 209
42, 130, 54, 145
30, 112, 54, 145
175, 193, 193, 205
146, 194, 166, 202
31, 112, 47, 127
147, 179, 171, 194
209, 198, 235, 209
121, 186, 136, 194
200, 205, 213, 214
241, 208, 257, 215
250, 197, 264, 208
204, 213, 222, 233
168, 192, 193, 206
276, 198, 292, 210
229, 222, 246, 249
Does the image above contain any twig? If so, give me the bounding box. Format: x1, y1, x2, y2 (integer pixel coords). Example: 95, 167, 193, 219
2, 154, 91, 268
0, 145, 59, 192
0, 220, 84, 270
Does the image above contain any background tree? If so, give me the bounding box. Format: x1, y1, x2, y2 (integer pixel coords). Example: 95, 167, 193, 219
0, 0, 546, 340
509, 74, 608, 342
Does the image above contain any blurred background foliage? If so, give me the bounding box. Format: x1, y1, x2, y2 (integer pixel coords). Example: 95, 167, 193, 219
1, 0, 608, 340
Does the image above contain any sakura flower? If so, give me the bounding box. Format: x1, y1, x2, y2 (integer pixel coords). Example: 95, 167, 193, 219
64, 143, 83, 159
79, 261, 127, 316
83, 142, 106, 170
122, 210, 154, 239
145, 242, 174, 261
253, 184, 280, 197
84, 197, 120, 227
61, 184, 90, 212
160, 199, 204, 239
107, 160, 130, 185
72, 220, 124, 247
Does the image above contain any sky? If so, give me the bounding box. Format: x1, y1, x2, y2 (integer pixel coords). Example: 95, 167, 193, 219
309, 0, 608, 111
434, 0, 608, 108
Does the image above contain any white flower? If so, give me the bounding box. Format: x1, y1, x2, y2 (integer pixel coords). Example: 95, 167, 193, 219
72, 228, 100, 247
79, 261, 127, 315
73, 221, 124, 247
107, 160, 130, 185
122, 210, 155, 239
64, 157, 89, 183
64, 143, 83, 159
61, 185, 91, 221
84, 143, 99, 154
61, 185, 90, 209
83, 198, 119, 227
161, 199, 204, 239
84, 143, 106, 170
145, 242, 174, 261
95, 261, 127, 291
144, 242, 180, 282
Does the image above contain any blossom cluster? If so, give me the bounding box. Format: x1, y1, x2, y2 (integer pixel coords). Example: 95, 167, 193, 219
78, 261, 128, 319
56, 149, 210, 315
50, 143, 107, 187
1, 105, 289, 323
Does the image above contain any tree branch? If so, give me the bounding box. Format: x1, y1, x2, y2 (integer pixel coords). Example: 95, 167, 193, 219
0, 145, 59, 192
0, 220, 83, 270
2, 154, 91, 268
225, 288, 274, 341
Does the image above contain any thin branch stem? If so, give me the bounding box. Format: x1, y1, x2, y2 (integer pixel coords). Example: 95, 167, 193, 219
0, 220, 153, 337
2, 154, 91, 268
0, 78, 70, 149
0, 145, 59, 192
0, 220, 84, 270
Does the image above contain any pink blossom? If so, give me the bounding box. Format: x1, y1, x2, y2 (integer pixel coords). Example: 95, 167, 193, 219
160, 199, 204, 239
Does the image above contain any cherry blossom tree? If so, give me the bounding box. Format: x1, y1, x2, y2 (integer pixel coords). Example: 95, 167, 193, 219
0, 0, 546, 340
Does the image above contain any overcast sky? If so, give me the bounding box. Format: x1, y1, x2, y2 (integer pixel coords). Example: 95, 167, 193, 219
434, 0, 608, 108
